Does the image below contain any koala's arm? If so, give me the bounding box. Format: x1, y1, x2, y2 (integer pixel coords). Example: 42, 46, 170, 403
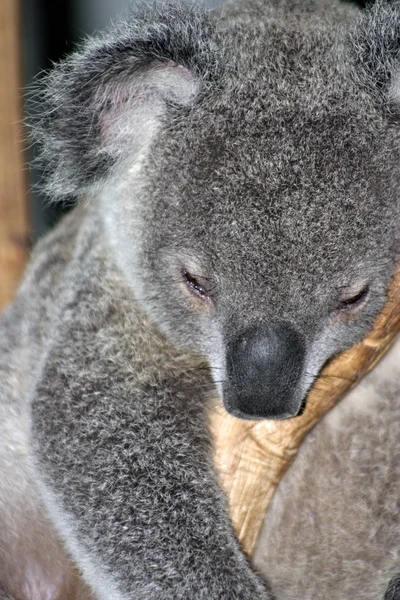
30, 220, 271, 599
0, 208, 95, 599
29, 211, 271, 600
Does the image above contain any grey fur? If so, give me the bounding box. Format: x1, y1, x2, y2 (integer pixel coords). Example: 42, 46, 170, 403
2, 0, 400, 596
385, 574, 400, 600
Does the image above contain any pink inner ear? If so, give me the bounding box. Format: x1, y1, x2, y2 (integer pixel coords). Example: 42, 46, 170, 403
95, 58, 199, 148
165, 60, 195, 80
175, 63, 190, 72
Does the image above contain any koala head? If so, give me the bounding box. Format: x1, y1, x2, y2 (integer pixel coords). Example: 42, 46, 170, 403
33, 0, 400, 420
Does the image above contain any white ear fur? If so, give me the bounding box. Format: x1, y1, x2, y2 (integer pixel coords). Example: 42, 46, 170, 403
96, 61, 200, 160
32, 3, 221, 200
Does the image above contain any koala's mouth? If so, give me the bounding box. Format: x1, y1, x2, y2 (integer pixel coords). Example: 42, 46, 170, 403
222, 390, 304, 421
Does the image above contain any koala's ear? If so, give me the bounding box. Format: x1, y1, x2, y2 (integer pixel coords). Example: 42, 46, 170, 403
31, 3, 222, 200
350, 0, 400, 112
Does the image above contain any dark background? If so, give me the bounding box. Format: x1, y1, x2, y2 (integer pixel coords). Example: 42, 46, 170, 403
23, 0, 140, 240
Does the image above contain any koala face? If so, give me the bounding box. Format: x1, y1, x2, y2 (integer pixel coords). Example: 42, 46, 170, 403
34, 1, 400, 420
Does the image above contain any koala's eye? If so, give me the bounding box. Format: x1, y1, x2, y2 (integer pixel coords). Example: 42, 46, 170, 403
183, 271, 209, 299
181, 271, 216, 310
337, 284, 370, 312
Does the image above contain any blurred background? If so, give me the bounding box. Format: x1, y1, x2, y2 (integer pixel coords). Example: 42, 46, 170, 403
24, 0, 136, 241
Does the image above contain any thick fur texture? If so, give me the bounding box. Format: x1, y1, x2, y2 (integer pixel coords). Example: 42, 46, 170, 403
2, 0, 400, 597
254, 335, 400, 600
31, 3, 223, 200
385, 574, 400, 600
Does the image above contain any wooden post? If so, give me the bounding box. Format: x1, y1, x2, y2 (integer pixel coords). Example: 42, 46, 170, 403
0, 0, 30, 312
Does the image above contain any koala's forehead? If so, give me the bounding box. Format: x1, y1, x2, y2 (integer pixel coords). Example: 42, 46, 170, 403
150, 130, 395, 292
154, 104, 394, 254
144, 16, 399, 280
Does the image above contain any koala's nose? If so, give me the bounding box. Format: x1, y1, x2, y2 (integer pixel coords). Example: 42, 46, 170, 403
224, 323, 306, 420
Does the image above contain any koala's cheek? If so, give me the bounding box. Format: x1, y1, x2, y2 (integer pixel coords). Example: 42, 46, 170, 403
222, 323, 306, 420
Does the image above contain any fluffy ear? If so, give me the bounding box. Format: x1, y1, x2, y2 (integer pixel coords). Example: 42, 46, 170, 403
31, 3, 222, 200
350, 0, 400, 111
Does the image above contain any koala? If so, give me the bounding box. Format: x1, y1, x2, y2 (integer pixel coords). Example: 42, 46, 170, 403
1, 0, 400, 597
386, 574, 400, 600
253, 334, 400, 600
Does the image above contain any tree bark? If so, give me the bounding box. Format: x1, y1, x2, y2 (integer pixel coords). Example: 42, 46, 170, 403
0, 0, 30, 312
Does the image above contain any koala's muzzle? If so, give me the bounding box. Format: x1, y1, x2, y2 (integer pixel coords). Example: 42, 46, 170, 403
224, 323, 306, 420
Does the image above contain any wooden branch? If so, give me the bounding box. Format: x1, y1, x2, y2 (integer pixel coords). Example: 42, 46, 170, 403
211, 268, 400, 556
0, 0, 30, 312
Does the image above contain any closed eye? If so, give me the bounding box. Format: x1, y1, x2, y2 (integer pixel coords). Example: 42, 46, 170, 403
183, 271, 209, 299
337, 284, 370, 311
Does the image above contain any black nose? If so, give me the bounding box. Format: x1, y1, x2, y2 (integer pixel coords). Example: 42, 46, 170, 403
223, 322, 306, 420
